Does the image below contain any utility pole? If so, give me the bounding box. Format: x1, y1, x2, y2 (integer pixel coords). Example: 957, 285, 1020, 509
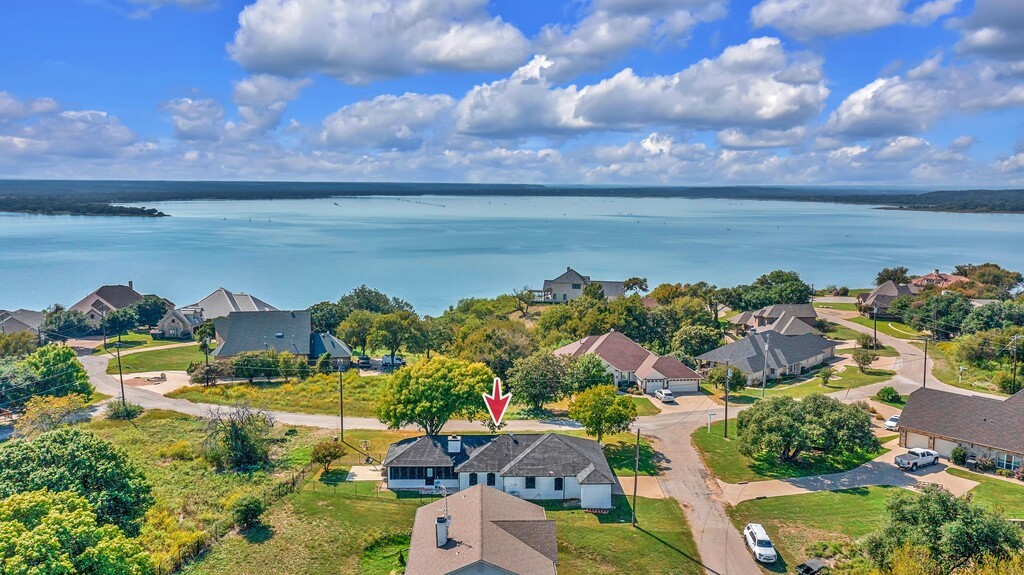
873, 303, 879, 350
338, 365, 345, 442
922, 337, 929, 388
1012, 334, 1020, 393
760, 333, 770, 398
724, 362, 731, 439
203, 336, 211, 386
631, 427, 639, 527
115, 340, 126, 406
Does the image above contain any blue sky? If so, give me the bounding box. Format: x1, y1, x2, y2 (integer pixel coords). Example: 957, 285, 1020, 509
1, 0, 1022, 185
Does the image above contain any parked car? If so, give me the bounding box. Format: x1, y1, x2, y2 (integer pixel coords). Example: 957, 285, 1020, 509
743, 523, 778, 563
895, 448, 939, 471
381, 354, 406, 367
884, 415, 900, 431
654, 388, 675, 403
357, 356, 371, 368
796, 558, 828, 575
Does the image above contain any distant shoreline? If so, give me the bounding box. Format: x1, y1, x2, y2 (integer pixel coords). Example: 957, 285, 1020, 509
1, 181, 1022, 216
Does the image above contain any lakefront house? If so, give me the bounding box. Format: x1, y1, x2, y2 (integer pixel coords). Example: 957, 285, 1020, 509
536, 267, 625, 302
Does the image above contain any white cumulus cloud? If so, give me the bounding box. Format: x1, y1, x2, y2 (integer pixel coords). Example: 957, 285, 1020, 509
750, 0, 959, 39
317, 93, 456, 150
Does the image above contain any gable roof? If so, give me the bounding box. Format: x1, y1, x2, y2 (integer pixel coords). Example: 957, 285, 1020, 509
553, 330, 653, 372
72, 284, 144, 314
753, 304, 817, 320
859, 281, 921, 308
911, 270, 970, 288
310, 333, 353, 359
696, 332, 839, 375
544, 267, 590, 287
635, 354, 701, 380
406, 485, 557, 575
759, 312, 820, 336
899, 388, 1024, 455
0, 309, 43, 334
195, 288, 278, 319
212, 310, 313, 357
384, 433, 614, 485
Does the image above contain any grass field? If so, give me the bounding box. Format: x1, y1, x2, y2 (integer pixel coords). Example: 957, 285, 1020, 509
838, 345, 900, 357
182, 481, 703, 575
946, 469, 1024, 518
728, 487, 893, 572
93, 331, 189, 355
822, 322, 863, 341
631, 395, 661, 416
167, 372, 389, 418
848, 316, 922, 339
914, 341, 1008, 396
106, 344, 205, 374
79, 410, 332, 569
813, 302, 859, 312
692, 419, 888, 484
701, 367, 894, 405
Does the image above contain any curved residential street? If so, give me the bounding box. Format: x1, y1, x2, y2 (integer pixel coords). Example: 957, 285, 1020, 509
66, 309, 997, 575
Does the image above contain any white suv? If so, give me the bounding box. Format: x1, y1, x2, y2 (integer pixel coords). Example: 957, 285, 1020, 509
744, 523, 778, 563
654, 388, 675, 403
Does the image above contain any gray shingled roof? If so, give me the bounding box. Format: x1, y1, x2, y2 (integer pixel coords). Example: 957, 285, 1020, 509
858, 281, 921, 310
899, 388, 1024, 455
212, 310, 312, 357
756, 304, 817, 321
385, 433, 614, 485
194, 288, 278, 319
696, 332, 839, 375
93, 284, 144, 310
406, 485, 557, 575
0, 309, 43, 334
311, 333, 353, 359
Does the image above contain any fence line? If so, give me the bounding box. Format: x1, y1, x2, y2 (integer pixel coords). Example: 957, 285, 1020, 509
155, 459, 317, 575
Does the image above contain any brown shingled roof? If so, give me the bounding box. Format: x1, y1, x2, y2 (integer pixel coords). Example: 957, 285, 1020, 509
899, 388, 1024, 455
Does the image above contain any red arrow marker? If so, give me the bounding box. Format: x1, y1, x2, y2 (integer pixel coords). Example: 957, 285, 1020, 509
483, 377, 511, 427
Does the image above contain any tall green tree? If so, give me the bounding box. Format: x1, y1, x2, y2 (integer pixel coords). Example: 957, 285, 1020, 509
337, 309, 377, 355
568, 385, 637, 442
705, 365, 747, 392
0, 331, 37, 359
456, 319, 535, 379
901, 292, 973, 339
0, 427, 154, 535
864, 484, 1023, 574
672, 324, 723, 357
564, 353, 611, 394
369, 310, 420, 364
132, 295, 170, 326
338, 285, 413, 315
507, 351, 569, 411
103, 307, 139, 338
582, 282, 606, 300
410, 315, 454, 359
877, 266, 911, 285
20, 344, 93, 398
376, 357, 494, 435
40, 304, 91, 341
511, 286, 535, 317
308, 301, 348, 334
624, 277, 649, 294
722, 270, 813, 311
736, 395, 878, 463
0, 490, 155, 575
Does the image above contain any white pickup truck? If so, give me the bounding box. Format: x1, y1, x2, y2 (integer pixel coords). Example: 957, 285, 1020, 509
895, 448, 940, 471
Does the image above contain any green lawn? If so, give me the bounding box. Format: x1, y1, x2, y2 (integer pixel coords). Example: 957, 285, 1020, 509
728, 487, 894, 573
822, 322, 863, 341
873, 394, 907, 408
692, 419, 888, 484
632, 395, 661, 416
167, 372, 389, 418
106, 344, 206, 374
813, 302, 859, 312
79, 410, 331, 571
701, 367, 895, 405
946, 469, 1024, 519
93, 331, 190, 355
838, 345, 899, 357
848, 316, 922, 339
183, 483, 702, 575
85, 391, 112, 406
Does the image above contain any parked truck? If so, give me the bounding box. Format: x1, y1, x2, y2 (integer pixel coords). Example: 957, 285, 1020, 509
895, 448, 939, 472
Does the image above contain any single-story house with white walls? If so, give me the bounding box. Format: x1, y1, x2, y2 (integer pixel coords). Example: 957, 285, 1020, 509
383, 433, 615, 510
899, 388, 1024, 471
553, 329, 702, 394
697, 330, 839, 384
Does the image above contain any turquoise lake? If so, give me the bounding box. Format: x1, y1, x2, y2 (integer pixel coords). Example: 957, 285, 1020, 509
2, 195, 1022, 315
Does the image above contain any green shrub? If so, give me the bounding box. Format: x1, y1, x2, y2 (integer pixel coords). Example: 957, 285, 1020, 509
996, 469, 1014, 478
875, 386, 901, 404
856, 332, 874, 349
976, 455, 996, 472
951, 446, 968, 466
992, 371, 1022, 395
310, 440, 347, 472
105, 401, 144, 420
232, 495, 265, 528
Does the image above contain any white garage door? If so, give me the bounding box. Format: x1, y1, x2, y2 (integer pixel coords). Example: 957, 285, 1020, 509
667, 379, 699, 394
934, 439, 959, 459
905, 432, 931, 450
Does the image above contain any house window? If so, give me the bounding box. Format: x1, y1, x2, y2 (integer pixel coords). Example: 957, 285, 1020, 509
572, 283, 582, 290
486, 473, 496, 486
997, 453, 1022, 471
554, 477, 564, 491
469, 473, 478, 486
525, 477, 536, 489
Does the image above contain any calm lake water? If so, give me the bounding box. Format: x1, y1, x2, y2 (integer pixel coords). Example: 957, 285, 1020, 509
2, 195, 1022, 315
